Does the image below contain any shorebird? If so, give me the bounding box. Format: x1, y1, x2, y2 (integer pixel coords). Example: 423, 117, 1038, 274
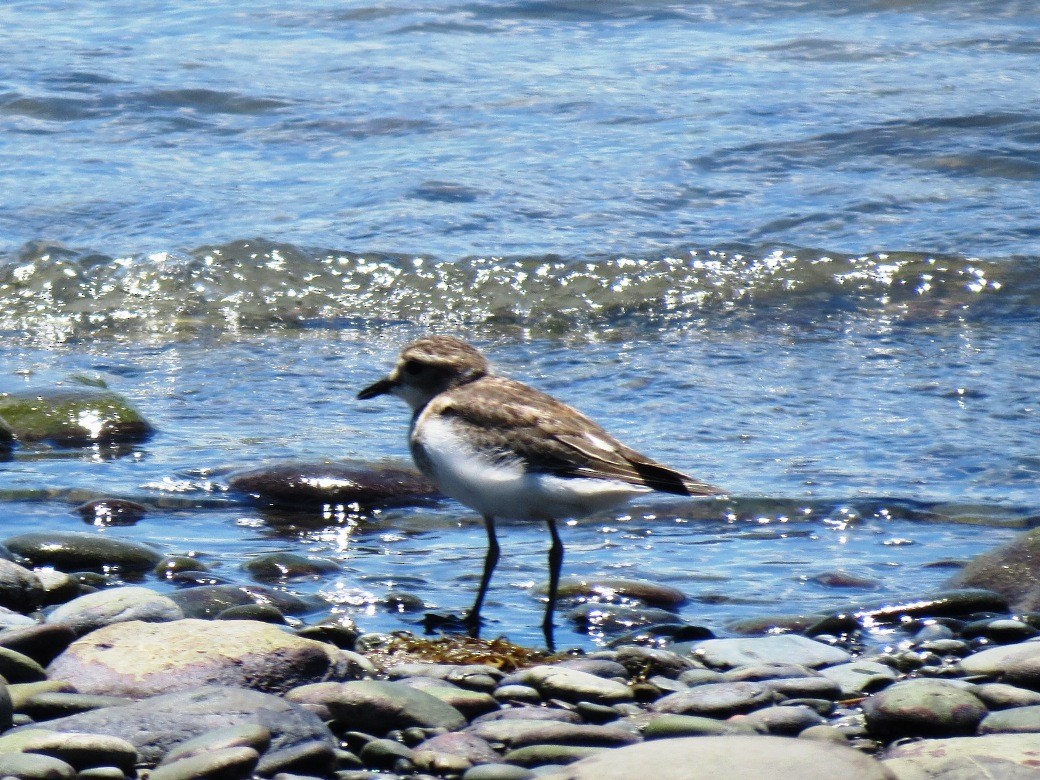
358, 335, 724, 648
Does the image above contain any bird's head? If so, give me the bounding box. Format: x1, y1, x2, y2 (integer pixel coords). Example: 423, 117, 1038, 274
357, 335, 490, 411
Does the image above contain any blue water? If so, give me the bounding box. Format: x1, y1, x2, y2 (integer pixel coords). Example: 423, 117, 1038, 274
0, 0, 1038, 648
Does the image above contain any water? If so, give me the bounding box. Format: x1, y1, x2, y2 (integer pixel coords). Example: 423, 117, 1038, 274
0, 0, 1038, 648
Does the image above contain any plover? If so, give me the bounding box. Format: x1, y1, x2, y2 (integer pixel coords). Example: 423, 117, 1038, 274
358, 335, 724, 647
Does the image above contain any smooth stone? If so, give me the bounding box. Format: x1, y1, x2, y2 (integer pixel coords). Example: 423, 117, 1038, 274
160, 723, 272, 764
285, 680, 467, 733
550, 660, 628, 680
463, 763, 536, 780
412, 748, 473, 774
5, 531, 162, 573
735, 704, 826, 735
168, 583, 313, 618
612, 646, 696, 678
567, 603, 679, 632
676, 669, 726, 687
75, 499, 148, 527
493, 685, 541, 704
651, 682, 773, 718
155, 556, 208, 579
726, 614, 821, 635
466, 721, 639, 749
538, 736, 894, 780
853, 589, 1010, 622
47, 619, 354, 697
7, 681, 74, 710
762, 676, 843, 700
35, 570, 81, 605
504, 666, 633, 705
957, 638, 1040, 681
21, 732, 137, 772
0, 645, 48, 682
76, 768, 126, 780
950, 527, 1040, 611
862, 678, 988, 739
501, 745, 606, 768
0, 679, 10, 731
978, 705, 1040, 734
228, 461, 440, 508
550, 577, 688, 608
688, 635, 851, 669
471, 707, 582, 726
974, 682, 1040, 710
0, 751, 76, 780
882, 733, 1040, 778
0, 559, 46, 612
808, 571, 880, 589
150, 746, 260, 780
0, 605, 38, 628
358, 738, 414, 768
385, 663, 504, 692
398, 678, 500, 718
0, 386, 153, 445
798, 725, 850, 744
12, 686, 335, 766
817, 661, 900, 696
0, 624, 78, 667
642, 714, 756, 739
244, 553, 340, 581
253, 739, 339, 777
296, 619, 361, 650
415, 732, 500, 766
18, 692, 134, 720
216, 604, 288, 623
45, 586, 184, 635
721, 662, 818, 682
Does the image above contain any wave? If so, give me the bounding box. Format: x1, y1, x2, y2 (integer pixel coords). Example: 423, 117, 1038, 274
1, 238, 1036, 342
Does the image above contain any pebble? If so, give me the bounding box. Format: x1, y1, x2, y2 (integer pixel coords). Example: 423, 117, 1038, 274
286, 680, 467, 733
0, 751, 77, 780
465, 720, 640, 749
75, 499, 148, 527
974, 682, 1040, 710
0, 624, 78, 666
642, 714, 755, 739
0, 558, 46, 612
244, 552, 341, 581
150, 746, 261, 780
651, 682, 773, 718
817, 660, 899, 696
463, 763, 536, 780
688, 635, 852, 669
977, 704, 1040, 734
4, 531, 162, 572
168, 583, 314, 618
45, 585, 184, 635
882, 733, 1040, 777
502, 666, 633, 705
20, 731, 138, 773
550, 577, 689, 608
0, 385, 153, 445
159, 723, 272, 764
862, 678, 988, 739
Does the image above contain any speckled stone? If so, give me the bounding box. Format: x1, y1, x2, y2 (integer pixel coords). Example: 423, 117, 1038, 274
862, 678, 988, 739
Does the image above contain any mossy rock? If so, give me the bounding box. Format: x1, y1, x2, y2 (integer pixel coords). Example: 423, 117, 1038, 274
0, 387, 153, 445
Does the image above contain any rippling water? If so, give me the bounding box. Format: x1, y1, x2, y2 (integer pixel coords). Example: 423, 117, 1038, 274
0, 0, 1037, 648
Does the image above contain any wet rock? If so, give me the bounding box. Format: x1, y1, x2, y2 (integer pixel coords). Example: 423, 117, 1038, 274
854, 588, 1009, 623
154, 556, 209, 579
415, 732, 501, 766
807, 571, 880, 589
159, 723, 272, 765
651, 681, 773, 718
227, 461, 440, 508
736, 704, 826, 735
0, 385, 153, 446
957, 639, 1040, 685
244, 552, 340, 581
74, 499, 148, 527
47, 619, 354, 697
45, 586, 184, 635
150, 746, 260, 780
551, 577, 688, 608
0, 752, 76, 780
21, 732, 138, 773
11, 686, 336, 766
818, 661, 899, 697
862, 678, 987, 739
0, 605, 37, 629
4, 531, 162, 572
35, 569, 82, 605
285, 680, 467, 734
974, 682, 1040, 710
463, 763, 536, 780
0, 417, 13, 448
551, 659, 629, 679
950, 528, 1040, 611
385, 662, 503, 692
502, 745, 606, 768
0, 559, 46, 612
398, 677, 500, 718
642, 714, 756, 739
567, 603, 679, 632
16, 691, 134, 720
0, 646, 48, 682
688, 635, 851, 669
882, 733, 1040, 778
539, 735, 894, 780
216, 603, 287, 623
167, 583, 313, 618
613, 646, 697, 678
295, 617, 361, 650
978, 705, 1040, 734
502, 665, 633, 705
726, 614, 821, 635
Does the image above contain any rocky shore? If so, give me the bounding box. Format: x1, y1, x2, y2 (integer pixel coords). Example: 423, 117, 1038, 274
2, 528, 1040, 779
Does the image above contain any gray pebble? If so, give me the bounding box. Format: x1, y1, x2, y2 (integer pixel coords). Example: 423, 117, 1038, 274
160, 723, 272, 765
974, 682, 1040, 710
150, 746, 260, 780
651, 681, 773, 718
45, 586, 184, 635
862, 678, 988, 739
736, 704, 826, 735
978, 705, 1040, 734
688, 635, 851, 669
463, 763, 536, 780
493, 685, 541, 704
0, 751, 77, 780
21, 731, 138, 772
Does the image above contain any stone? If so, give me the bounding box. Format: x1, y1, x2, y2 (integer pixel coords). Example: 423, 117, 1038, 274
21, 732, 138, 772
651, 682, 773, 718
951, 528, 1040, 611
862, 679, 988, 739
4, 531, 162, 572
168, 583, 313, 618
551, 577, 688, 608
688, 635, 851, 669
11, 686, 335, 766
0, 645, 48, 682
0, 624, 78, 667
974, 682, 1040, 710
568, 603, 679, 632
150, 746, 260, 780
415, 732, 501, 766
463, 764, 536, 780
398, 677, 500, 718
978, 705, 1040, 734
75, 499, 149, 527
0, 678, 10, 731
853, 589, 1010, 622
45, 586, 184, 635
882, 733, 1040, 778
504, 665, 633, 705
735, 704, 826, 735
957, 639, 1040, 683
818, 661, 899, 697
0, 559, 45, 612
466, 720, 639, 749
0, 386, 153, 445
159, 723, 271, 764
244, 553, 340, 581
613, 646, 696, 678
285, 680, 467, 733
47, 619, 354, 697
540, 736, 894, 779
641, 714, 756, 739
17, 692, 133, 720
385, 662, 504, 692
0, 752, 76, 780
227, 461, 440, 508
502, 745, 606, 768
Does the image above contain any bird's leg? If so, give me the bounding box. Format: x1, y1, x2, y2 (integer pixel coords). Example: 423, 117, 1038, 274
543, 518, 563, 652
466, 515, 500, 637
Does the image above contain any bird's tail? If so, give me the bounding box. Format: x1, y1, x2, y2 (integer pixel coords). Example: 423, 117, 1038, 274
631, 460, 726, 497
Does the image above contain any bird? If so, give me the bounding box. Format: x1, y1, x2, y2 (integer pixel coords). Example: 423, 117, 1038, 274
357, 335, 724, 648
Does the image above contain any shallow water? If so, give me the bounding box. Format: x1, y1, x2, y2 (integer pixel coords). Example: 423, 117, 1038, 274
0, 0, 1038, 648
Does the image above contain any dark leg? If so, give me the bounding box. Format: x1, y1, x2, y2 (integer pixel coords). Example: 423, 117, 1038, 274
466, 515, 499, 637
543, 518, 563, 651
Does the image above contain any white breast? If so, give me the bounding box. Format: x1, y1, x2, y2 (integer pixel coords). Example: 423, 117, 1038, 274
413, 414, 648, 521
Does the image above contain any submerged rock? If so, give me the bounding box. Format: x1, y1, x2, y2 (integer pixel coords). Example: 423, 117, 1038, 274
0, 386, 153, 445
47, 618, 355, 697
75, 499, 148, 527
227, 460, 440, 508
167, 583, 314, 618
950, 528, 1040, 611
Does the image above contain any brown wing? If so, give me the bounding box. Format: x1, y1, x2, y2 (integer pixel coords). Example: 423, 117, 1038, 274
434, 376, 724, 497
